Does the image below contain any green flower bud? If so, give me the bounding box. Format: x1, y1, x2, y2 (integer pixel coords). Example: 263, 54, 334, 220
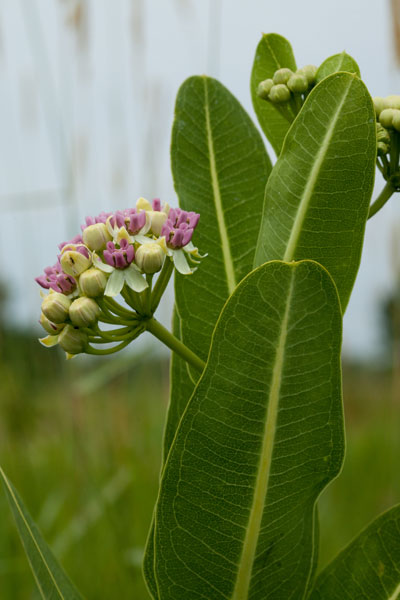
69, 297, 100, 327
79, 267, 107, 297
42, 293, 71, 324
82, 223, 112, 251
376, 122, 390, 144
257, 78, 274, 100
385, 95, 400, 110
379, 108, 396, 129
58, 324, 87, 355
373, 97, 386, 116
392, 110, 400, 132
39, 312, 65, 335
297, 65, 317, 84
273, 68, 293, 85
135, 242, 165, 274
377, 141, 389, 156
287, 73, 308, 93
269, 84, 291, 103
60, 247, 92, 277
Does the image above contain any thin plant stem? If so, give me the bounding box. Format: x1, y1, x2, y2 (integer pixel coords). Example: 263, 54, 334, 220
142, 274, 154, 316
390, 130, 400, 173
151, 259, 173, 313
376, 158, 385, 175
103, 296, 137, 318
145, 317, 205, 373
121, 287, 143, 314
85, 337, 136, 355
381, 153, 390, 177
97, 300, 122, 323
368, 182, 396, 219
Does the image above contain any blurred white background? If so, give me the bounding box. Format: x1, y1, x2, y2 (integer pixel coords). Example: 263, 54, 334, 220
0, 0, 399, 359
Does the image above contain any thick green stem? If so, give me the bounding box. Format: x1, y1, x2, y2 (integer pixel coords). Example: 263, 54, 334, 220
145, 317, 205, 373
151, 259, 173, 313
368, 182, 395, 219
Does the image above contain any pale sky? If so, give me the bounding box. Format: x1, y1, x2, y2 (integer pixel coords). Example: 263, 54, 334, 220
0, 0, 399, 359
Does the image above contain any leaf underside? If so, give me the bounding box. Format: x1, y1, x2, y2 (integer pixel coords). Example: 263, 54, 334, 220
153, 260, 344, 600
166, 75, 271, 454
254, 72, 376, 311
143, 75, 271, 598
310, 504, 400, 599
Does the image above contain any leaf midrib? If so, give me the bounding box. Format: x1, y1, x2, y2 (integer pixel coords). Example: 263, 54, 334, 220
0, 467, 66, 600
203, 77, 237, 295
231, 271, 295, 600
388, 582, 400, 600
283, 76, 353, 262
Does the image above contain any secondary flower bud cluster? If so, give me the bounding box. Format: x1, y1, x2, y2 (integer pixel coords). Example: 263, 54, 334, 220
373, 95, 400, 188
257, 65, 317, 107
35, 197, 203, 357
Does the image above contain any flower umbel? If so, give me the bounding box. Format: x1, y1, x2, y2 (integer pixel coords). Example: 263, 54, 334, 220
35, 198, 205, 359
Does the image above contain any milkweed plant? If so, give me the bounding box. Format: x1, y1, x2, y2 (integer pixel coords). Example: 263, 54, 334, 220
2, 33, 400, 600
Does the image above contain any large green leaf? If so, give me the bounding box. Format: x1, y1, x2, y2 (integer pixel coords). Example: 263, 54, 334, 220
143, 77, 271, 596
168, 75, 271, 441
250, 33, 297, 155
153, 260, 344, 599
316, 51, 360, 84
310, 504, 400, 599
0, 467, 83, 600
254, 72, 376, 310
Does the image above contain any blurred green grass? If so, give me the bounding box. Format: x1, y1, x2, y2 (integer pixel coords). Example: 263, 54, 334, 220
0, 328, 399, 598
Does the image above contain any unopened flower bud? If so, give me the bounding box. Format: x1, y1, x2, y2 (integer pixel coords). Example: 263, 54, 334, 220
42, 292, 71, 324
135, 242, 165, 274
297, 65, 317, 84
82, 223, 112, 251
273, 68, 293, 85
69, 297, 100, 327
148, 210, 168, 236
269, 84, 291, 103
60, 246, 92, 277
385, 95, 400, 110
58, 324, 87, 354
257, 78, 274, 100
79, 267, 107, 297
287, 73, 308, 93
379, 108, 396, 129
373, 97, 386, 117
39, 313, 65, 335
377, 141, 390, 156
392, 110, 400, 132
376, 122, 390, 144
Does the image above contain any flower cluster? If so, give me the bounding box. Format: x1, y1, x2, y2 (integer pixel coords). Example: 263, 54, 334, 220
257, 65, 317, 117
36, 198, 203, 357
373, 95, 400, 189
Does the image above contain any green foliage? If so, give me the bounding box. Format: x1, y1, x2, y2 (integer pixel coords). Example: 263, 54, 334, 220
166, 75, 271, 447
311, 505, 400, 599
0, 467, 82, 600
250, 33, 297, 155
254, 72, 376, 309
153, 261, 343, 599
315, 51, 360, 83
3, 29, 399, 600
